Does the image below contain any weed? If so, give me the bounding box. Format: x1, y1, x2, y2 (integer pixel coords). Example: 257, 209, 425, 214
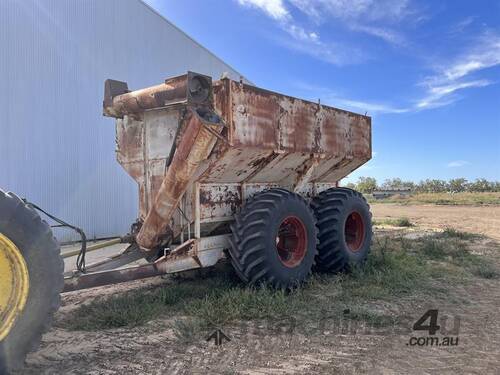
372, 217, 413, 227
185, 287, 297, 328
172, 318, 203, 344
416, 234, 498, 280
419, 238, 449, 260
63, 292, 161, 330
470, 264, 499, 279
61, 275, 237, 330
396, 217, 413, 227
341, 240, 431, 300
440, 227, 481, 241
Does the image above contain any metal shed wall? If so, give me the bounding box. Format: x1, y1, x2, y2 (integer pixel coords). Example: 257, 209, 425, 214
0, 0, 245, 241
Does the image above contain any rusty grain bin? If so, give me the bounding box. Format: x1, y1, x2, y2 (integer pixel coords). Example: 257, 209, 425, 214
0, 72, 373, 370
103, 72, 373, 287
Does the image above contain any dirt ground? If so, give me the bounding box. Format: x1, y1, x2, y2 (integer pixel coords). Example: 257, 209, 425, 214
19, 204, 500, 375
371, 204, 500, 241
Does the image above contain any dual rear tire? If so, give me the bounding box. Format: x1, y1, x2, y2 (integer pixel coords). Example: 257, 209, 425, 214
229, 187, 372, 288
312, 187, 372, 273
229, 189, 317, 289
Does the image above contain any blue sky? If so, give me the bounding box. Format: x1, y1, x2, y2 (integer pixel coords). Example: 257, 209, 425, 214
145, 0, 499, 183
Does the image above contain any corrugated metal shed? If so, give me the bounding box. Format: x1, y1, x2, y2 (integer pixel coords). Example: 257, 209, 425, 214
0, 0, 246, 241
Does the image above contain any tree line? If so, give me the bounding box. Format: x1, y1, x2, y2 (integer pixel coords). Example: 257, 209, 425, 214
343, 177, 500, 194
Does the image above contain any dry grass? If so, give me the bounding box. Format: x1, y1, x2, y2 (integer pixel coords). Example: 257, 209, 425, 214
372, 217, 413, 227
367, 192, 500, 205
60, 230, 498, 337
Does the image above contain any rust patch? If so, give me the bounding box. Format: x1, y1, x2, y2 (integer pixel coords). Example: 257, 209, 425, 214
249, 152, 278, 168
199, 185, 242, 219
104, 72, 212, 118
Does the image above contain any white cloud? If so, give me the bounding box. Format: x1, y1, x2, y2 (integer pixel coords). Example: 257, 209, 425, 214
289, 0, 412, 23
295, 65, 495, 114
293, 81, 409, 114
234, 0, 411, 66
288, 0, 411, 45
278, 34, 366, 65
416, 32, 500, 108
293, 83, 409, 114
429, 80, 492, 96
335, 75, 493, 112
447, 160, 471, 168
442, 35, 500, 82
448, 16, 477, 35
237, 0, 289, 20
285, 24, 319, 43
236, 0, 365, 65
416, 79, 492, 109
237, 1, 498, 111
331, 98, 409, 114
349, 24, 405, 45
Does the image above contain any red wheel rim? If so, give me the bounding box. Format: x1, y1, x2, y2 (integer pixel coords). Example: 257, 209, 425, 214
276, 216, 307, 268
344, 211, 365, 252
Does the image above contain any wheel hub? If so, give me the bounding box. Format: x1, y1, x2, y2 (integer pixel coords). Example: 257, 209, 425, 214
0, 232, 29, 341
276, 216, 307, 268
344, 211, 365, 252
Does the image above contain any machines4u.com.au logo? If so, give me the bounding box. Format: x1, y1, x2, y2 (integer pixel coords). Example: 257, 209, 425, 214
407, 309, 460, 347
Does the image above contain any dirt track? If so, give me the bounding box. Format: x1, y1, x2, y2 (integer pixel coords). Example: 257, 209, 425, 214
371, 204, 500, 241
18, 204, 500, 374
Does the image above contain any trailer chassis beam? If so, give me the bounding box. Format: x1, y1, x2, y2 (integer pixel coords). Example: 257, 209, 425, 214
63, 235, 229, 292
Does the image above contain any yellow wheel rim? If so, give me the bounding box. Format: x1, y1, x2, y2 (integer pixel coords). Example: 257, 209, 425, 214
0, 232, 29, 341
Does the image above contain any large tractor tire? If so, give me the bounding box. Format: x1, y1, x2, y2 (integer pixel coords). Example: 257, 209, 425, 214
229, 188, 317, 289
311, 187, 372, 272
0, 190, 63, 373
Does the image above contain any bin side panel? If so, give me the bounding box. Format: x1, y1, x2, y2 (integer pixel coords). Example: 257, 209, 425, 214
211, 80, 371, 183
115, 109, 180, 220
225, 81, 371, 163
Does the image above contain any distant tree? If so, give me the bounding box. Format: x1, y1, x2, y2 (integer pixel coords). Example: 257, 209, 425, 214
468, 178, 491, 192
418, 179, 447, 193
380, 178, 402, 189
415, 180, 424, 193
448, 178, 468, 193
341, 177, 498, 193
404, 181, 417, 191
381, 178, 415, 191
356, 177, 378, 193
415, 180, 425, 193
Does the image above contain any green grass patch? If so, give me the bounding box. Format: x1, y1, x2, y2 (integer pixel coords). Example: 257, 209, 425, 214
62, 276, 238, 331
337, 236, 434, 300
470, 263, 499, 279
416, 235, 497, 280
185, 287, 298, 327
439, 227, 482, 241
62, 232, 498, 334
